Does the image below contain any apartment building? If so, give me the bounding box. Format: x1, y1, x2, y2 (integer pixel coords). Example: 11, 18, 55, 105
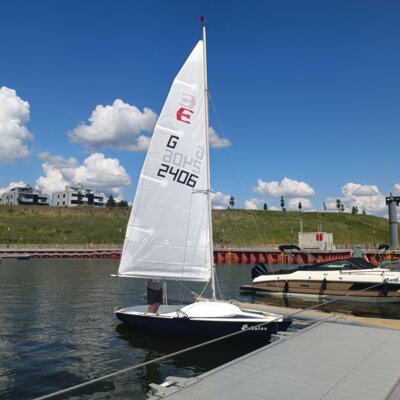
0, 186, 50, 206
51, 185, 106, 207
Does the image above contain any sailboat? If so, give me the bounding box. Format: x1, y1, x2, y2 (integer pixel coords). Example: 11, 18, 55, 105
114, 21, 291, 341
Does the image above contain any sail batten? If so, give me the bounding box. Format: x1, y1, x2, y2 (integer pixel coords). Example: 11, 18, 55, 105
118, 40, 211, 282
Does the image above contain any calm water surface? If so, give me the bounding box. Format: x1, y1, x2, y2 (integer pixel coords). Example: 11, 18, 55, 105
1, 258, 400, 399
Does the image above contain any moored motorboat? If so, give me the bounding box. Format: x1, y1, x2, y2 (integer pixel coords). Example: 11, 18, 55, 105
241, 245, 400, 302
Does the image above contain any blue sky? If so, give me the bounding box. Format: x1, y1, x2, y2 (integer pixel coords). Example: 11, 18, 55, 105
1, 0, 400, 216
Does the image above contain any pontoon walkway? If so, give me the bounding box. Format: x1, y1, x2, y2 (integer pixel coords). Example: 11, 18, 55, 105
148, 322, 400, 400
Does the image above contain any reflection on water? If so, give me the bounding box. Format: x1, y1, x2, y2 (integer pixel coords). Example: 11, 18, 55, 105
115, 323, 265, 370
1, 260, 399, 400
251, 293, 400, 319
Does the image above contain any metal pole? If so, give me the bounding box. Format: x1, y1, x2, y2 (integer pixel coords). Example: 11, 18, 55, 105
386, 193, 399, 249
201, 17, 216, 299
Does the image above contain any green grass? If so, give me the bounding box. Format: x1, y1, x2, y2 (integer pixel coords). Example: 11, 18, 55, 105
0, 206, 129, 244
212, 209, 392, 246
0, 206, 393, 245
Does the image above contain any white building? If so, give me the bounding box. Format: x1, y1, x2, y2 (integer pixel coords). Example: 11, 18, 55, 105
298, 232, 335, 251
0, 185, 50, 206
51, 185, 106, 207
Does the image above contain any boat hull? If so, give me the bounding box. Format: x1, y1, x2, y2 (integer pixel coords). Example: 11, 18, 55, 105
115, 305, 291, 343
241, 279, 400, 303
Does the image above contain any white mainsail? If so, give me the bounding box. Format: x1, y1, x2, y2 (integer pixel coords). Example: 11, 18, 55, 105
118, 40, 212, 282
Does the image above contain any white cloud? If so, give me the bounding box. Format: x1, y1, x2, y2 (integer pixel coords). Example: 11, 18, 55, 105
323, 197, 339, 211
209, 126, 231, 148
68, 100, 230, 152
288, 198, 313, 211
324, 182, 386, 215
0, 181, 27, 197
36, 152, 131, 199
341, 183, 380, 197
393, 184, 400, 194
211, 191, 231, 209
254, 177, 315, 197
244, 198, 264, 210
69, 99, 157, 151
36, 165, 72, 194
0, 87, 34, 163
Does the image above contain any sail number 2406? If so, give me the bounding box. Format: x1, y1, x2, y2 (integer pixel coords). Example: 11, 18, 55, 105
157, 163, 198, 188
157, 135, 204, 188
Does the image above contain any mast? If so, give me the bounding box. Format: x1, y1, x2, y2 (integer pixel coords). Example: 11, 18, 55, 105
201, 17, 216, 300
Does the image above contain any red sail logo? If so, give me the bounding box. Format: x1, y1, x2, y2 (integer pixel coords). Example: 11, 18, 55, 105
176, 107, 194, 124
176, 93, 196, 124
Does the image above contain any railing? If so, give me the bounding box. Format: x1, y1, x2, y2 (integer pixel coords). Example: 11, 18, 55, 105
0, 243, 394, 251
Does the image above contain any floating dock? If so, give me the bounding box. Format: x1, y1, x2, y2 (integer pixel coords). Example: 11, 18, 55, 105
148, 321, 400, 400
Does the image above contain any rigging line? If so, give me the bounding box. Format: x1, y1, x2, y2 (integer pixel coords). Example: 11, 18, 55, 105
215, 271, 224, 300
249, 211, 276, 267
208, 91, 229, 142
177, 280, 212, 302
178, 278, 186, 305
198, 280, 210, 299
115, 276, 121, 307
33, 314, 285, 400
163, 280, 168, 306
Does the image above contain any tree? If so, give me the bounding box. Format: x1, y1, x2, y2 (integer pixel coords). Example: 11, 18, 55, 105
229, 196, 235, 209
106, 194, 116, 208
362, 208, 366, 215
280, 196, 286, 212
263, 202, 268, 211
336, 199, 342, 212
298, 201, 302, 211
340, 203, 345, 212
323, 202, 327, 212
351, 205, 359, 215
77, 191, 84, 205
117, 200, 128, 208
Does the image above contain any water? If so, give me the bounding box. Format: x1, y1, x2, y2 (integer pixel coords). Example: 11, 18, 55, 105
0, 259, 261, 400
1, 259, 400, 400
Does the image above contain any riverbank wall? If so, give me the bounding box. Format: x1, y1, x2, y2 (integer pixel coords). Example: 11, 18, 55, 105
1, 244, 400, 264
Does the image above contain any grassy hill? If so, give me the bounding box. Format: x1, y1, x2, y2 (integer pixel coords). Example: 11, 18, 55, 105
0, 205, 393, 246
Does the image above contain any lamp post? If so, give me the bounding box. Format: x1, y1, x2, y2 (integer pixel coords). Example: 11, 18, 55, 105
386, 194, 400, 249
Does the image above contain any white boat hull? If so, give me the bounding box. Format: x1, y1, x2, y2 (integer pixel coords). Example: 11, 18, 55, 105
242, 268, 400, 302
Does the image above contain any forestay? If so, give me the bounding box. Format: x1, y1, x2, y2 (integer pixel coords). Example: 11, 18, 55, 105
118, 41, 211, 282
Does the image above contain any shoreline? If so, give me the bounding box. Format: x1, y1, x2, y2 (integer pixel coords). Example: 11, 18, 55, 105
1, 245, 399, 264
